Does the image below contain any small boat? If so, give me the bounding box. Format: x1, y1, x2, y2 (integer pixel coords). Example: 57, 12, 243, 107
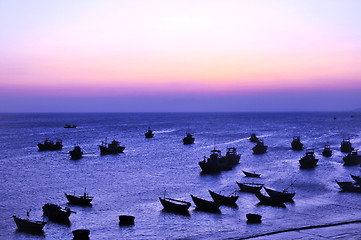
72, 229, 90, 240
183, 133, 195, 145
249, 133, 258, 143
341, 138, 354, 153
13, 214, 46, 233
322, 143, 332, 157
252, 140, 268, 154
343, 151, 361, 166
208, 190, 238, 206
236, 182, 263, 193
242, 170, 261, 178
99, 138, 125, 155
299, 148, 318, 169
119, 215, 135, 225
69, 145, 83, 160
38, 138, 63, 151
291, 136, 303, 150
350, 174, 361, 185
64, 124, 77, 128
42, 203, 73, 223
191, 195, 221, 212
246, 213, 262, 223
264, 186, 295, 202
255, 192, 286, 207
144, 127, 154, 138
65, 191, 93, 206
159, 197, 191, 213
336, 180, 361, 193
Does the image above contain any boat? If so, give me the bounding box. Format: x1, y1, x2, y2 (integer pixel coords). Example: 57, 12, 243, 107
249, 133, 258, 143
224, 147, 241, 165
65, 191, 93, 206
341, 138, 354, 153
255, 192, 286, 207
64, 124, 77, 128
322, 143, 332, 157
183, 133, 195, 145
199, 147, 240, 173
242, 170, 261, 178
119, 215, 135, 225
13, 214, 46, 233
208, 190, 238, 206
264, 183, 296, 202
159, 197, 191, 213
299, 148, 318, 169
350, 174, 361, 185
42, 203, 72, 223
99, 138, 125, 155
252, 140, 268, 154
72, 229, 90, 240
291, 136, 303, 150
38, 138, 63, 151
69, 145, 83, 160
144, 127, 154, 138
236, 182, 263, 193
191, 195, 221, 212
246, 213, 262, 223
336, 180, 361, 193
343, 151, 361, 166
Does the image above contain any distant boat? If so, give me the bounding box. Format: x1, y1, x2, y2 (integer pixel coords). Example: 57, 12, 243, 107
144, 127, 154, 138
99, 138, 125, 155
350, 174, 361, 185
191, 195, 221, 212
69, 145, 83, 160
322, 143, 332, 157
242, 170, 261, 178
208, 190, 238, 206
183, 133, 195, 145
64, 124, 77, 128
341, 138, 354, 153
42, 203, 73, 223
291, 136, 303, 150
38, 138, 63, 151
249, 133, 258, 143
343, 151, 361, 166
119, 215, 135, 225
264, 181, 296, 202
13, 214, 46, 234
246, 213, 262, 223
255, 192, 286, 207
299, 148, 318, 169
65, 190, 93, 206
159, 197, 191, 213
72, 229, 90, 240
236, 182, 263, 193
336, 180, 361, 193
252, 140, 268, 154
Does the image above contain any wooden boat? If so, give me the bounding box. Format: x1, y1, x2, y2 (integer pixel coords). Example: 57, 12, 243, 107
224, 147, 241, 165
65, 191, 93, 206
13, 215, 46, 233
255, 192, 286, 207
341, 138, 354, 153
236, 182, 263, 193
336, 180, 361, 193
99, 138, 125, 155
252, 140, 268, 154
291, 136, 303, 150
69, 145, 83, 160
242, 170, 261, 178
42, 203, 73, 223
72, 229, 90, 239
322, 143, 332, 157
119, 215, 135, 225
343, 151, 361, 166
38, 138, 63, 151
144, 127, 154, 138
191, 195, 221, 212
350, 174, 361, 185
183, 133, 195, 145
299, 148, 318, 169
208, 190, 238, 206
159, 197, 191, 213
64, 124, 77, 128
246, 213, 262, 223
264, 187, 295, 202
249, 133, 258, 143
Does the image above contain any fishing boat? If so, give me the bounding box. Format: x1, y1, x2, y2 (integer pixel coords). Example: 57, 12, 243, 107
343, 151, 361, 166
350, 174, 361, 185
191, 195, 221, 212
38, 138, 63, 151
99, 138, 125, 155
65, 190, 93, 206
242, 170, 261, 178
42, 203, 73, 223
249, 133, 258, 143
13, 214, 46, 233
69, 145, 83, 160
144, 127, 154, 138
255, 192, 286, 207
64, 124, 77, 128
159, 197, 191, 213
72, 229, 90, 239
341, 138, 354, 153
246, 213, 262, 223
183, 133, 195, 145
236, 182, 263, 193
208, 190, 238, 206
291, 136, 303, 150
264, 182, 296, 202
224, 147, 241, 165
322, 143, 332, 157
119, 215, 135, 225
299, 148, 318, 169
336, 180, 361, 193
252, 140, 268, 154
199, 148, 223, 173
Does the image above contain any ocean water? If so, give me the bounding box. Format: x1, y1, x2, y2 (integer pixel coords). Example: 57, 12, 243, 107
0, 112, 361, 240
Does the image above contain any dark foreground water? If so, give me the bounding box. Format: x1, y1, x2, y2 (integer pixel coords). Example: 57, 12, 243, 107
0, 112, 361, 239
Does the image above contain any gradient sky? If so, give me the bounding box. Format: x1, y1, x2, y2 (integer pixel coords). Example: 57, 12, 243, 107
1, 0, 361, 112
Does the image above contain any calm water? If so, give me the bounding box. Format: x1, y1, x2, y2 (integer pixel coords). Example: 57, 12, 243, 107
0, 112, 361, 239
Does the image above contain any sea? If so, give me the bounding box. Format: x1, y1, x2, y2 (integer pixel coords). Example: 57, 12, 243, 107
0, 112, 361, 240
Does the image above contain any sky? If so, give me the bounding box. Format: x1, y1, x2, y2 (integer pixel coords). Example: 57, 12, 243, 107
1, 0, 361, 112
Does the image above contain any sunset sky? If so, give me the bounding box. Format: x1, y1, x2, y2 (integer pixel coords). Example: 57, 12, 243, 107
1, 0, 361, 112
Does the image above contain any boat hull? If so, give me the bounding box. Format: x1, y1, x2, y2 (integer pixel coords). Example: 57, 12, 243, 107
236, 182, 263, 193
255, 192, 286, 207
13, 216, 46, 233
65, 194, 93, 205
42, 204, 71, 223
99, 146, 125, 155
336, 180, 361, 193
72, 229, 90, 240
246, 213, 262, 223
242, 171, 261, 178
208, 190, 238, 206
119, 215, 135, 225
191, 195, 220, 212
159, 197, 191, 213
264, 187, 295, 202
